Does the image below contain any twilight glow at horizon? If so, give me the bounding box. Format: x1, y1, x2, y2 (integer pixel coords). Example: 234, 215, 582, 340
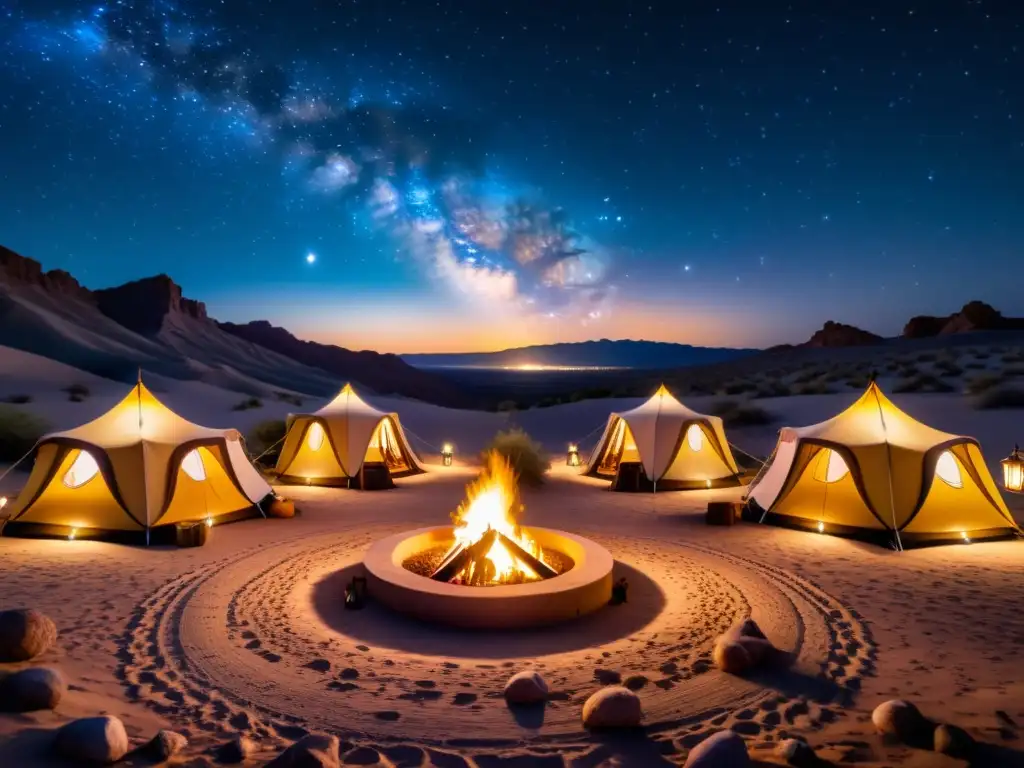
0, 1, 1021, 353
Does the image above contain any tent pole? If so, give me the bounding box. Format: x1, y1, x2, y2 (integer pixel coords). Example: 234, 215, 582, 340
870, 386, 904, 552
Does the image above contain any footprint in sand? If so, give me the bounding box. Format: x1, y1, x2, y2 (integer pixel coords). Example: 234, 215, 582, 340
374, 710, 400, 721
414, 680, 437, 689
453, 693, 477, 705
304, 659, 331, 673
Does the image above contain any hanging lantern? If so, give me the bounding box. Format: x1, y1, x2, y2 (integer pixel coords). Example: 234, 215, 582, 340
566, 443, 581, 466
442, 443, 454, 467
1002, 444, 1024, 493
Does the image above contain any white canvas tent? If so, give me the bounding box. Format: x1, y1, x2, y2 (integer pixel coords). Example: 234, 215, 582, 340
585, 384, 742, 491
273, 383, 424, 489
3, 379, 273, 542
747, 382, 1018, 547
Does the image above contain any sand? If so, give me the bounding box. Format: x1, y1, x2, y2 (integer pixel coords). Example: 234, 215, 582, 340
3, 367, 1024, 765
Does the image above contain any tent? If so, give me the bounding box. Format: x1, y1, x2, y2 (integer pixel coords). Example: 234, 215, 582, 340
745, 382, 1019, 547
585, 384, 742, 492
2, 380, 273, 543
273, 383, 424, 490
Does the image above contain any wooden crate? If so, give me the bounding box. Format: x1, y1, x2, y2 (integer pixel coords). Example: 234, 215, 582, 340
706, 501, 742, 526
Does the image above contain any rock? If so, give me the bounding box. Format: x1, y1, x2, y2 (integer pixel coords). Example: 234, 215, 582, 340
266, 733, 340, 767
0, 667, 66, 712
804, 320, 882, 348
147, 730, 188, 761
713, 617, 786, 676
904, 301, 1024, 338
216, 735, 256, 764
872, 700, 932, 744
55, 716, 129, 765
504, 670, 548, 705
268, 498, 296, 519
934, 723, 975, 758
684, 730, 751, 767
0, 608, 58, 662
581, 686, 642, 729
776, 738, 817, 767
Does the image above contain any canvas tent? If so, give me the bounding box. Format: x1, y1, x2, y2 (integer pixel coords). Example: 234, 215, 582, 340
3, 380, 273, 543
585, 384, 742, 492
273, 383, 424, 490
746, 382, 1018, 547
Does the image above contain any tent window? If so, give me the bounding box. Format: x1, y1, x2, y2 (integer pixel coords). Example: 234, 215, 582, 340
181, 449, 207, 482
813, 449, 850, 484
306, 422, 325, 452
935, 450, 963, 489
685, 424, 704, 452
63, 450, 100, 489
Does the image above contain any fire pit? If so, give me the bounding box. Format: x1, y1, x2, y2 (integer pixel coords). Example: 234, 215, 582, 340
363, 453, 614, 629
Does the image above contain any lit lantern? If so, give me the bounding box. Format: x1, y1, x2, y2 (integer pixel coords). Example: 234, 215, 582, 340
566, 443, 581, 466
442, 443, 454, 467
1002, 445, 1024, 493
0, 495, 7, 510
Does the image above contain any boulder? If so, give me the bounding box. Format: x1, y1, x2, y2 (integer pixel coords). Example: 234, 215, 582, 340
503, 670, 548, 705
216, 734, 256, 764
55, 716, 129, 765
713, 617, 787, 676
266, 733, 341, 767
147, 729, 188, 761
581, 686, 642, 729
934, 723, 975, 758
776, 738, 817, 767
0, 667, 66, 712
268, 498, 296, 519
684, 730, 751, 767
0, 608, 58, 662
872, 700, 932, 744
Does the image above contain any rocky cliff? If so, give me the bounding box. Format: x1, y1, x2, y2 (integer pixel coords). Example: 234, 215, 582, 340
803, 320, 883, 348
94, 275, 208, 336
903, 301, 1024, 338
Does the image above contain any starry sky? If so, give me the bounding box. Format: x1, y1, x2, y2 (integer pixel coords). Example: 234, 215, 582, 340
0, 1, 1021, 354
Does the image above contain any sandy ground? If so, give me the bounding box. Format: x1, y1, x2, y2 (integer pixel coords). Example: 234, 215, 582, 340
1, 460, 1023, 767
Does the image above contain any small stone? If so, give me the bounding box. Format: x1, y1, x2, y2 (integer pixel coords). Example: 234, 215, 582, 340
0, 608, 58, 662
713, 617, 786, 676
216, 735, 256, 764
683, 730, 751, 767
147, 730, 188, 761
339, 667, 360, 680
55, 716, 129, 765
872, 700, 932, 744
504, 670, 548, 704
266, 733, 341, 767
776, 738, 816, 767
934, 723, 975, 758
581, 686, 642, 729
712, 641, 753, 675
0, 667, 66, 712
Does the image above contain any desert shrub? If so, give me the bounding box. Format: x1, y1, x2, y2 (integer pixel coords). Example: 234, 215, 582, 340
64, 383, 90, 402
915, 352, 937, 363
496, 399, 519, 412
246, 419, 288, 464
721, 380, 757, 396
934, 359, 963, 377
845, 374, 873, 389
974, 386, 1024, 410
963, 361, 986, 370
708, 399, 775, 428
791, 368, 823, 385
1005, 364, 1024, 378
892, 374, 955, 394
0, 405, 49, 462
1001, 349, 1024, 364
897, 365, 919, 378
483, 428, 549, 486
973, 350, 991, 360
965, 372, 1005, 396
232, 396, 263, 411
3, 394, 32, 404
273, 391, 304, 407
753, 381, 791, 399
793, 379, 835, 396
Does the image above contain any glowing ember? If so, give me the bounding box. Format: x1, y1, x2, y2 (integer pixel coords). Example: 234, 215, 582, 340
435, 451, 555, 586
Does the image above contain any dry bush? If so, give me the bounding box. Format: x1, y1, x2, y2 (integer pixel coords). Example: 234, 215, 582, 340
273, 391, 304, 407
0, 405, 49, 462
64, 383, 90, 402
892, 374, 955, 394
974, 386, 1024, 410
793, 380, 835, 396
708, 399, 775, 428
753, 381, 792, 399
791, 368, 824, 385
483, 428, 550, 486
934, 359, 963, 377
963, 361, 987, 370
3, 394, 32, 404
965, 372, 1005, 395
1004, 364, 1024, 378
915, 352, 938, 362
246, 419, 288, 465
232, 396, 263, 411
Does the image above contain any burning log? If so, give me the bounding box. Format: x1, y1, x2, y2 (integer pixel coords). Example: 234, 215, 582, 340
495, 531, 558, 580
430, 528, 498, 582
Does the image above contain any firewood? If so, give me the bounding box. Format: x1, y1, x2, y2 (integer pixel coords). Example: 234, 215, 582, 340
496, 531, 558, 580
430, 528, 498, 582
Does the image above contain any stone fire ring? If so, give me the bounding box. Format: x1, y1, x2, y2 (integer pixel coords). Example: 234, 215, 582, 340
362, 526, 615, 630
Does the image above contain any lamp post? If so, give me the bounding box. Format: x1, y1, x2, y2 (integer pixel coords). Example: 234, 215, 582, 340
1002, 444, 1024, 493
566, 443, 581, 467
442, 443, 454, 467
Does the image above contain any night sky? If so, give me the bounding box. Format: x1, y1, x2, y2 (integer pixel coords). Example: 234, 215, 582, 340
0, 1, 1021, 353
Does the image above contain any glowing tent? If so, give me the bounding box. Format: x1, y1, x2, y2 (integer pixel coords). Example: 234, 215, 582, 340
3, 380, 273, 542
273, 383, 424, 490
585, 384, 742, 491
746, 382, 1018, 547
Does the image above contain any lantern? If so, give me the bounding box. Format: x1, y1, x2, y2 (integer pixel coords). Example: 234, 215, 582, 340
442, 443, 454, 467
1003, 444, 1024, 493
566, 443, 581, 466
0, 495, 7, 510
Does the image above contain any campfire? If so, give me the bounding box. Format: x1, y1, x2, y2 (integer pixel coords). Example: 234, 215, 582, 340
429, 452, 558, 586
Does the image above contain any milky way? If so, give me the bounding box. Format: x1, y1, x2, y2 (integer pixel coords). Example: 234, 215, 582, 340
8, 0, 613, 323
